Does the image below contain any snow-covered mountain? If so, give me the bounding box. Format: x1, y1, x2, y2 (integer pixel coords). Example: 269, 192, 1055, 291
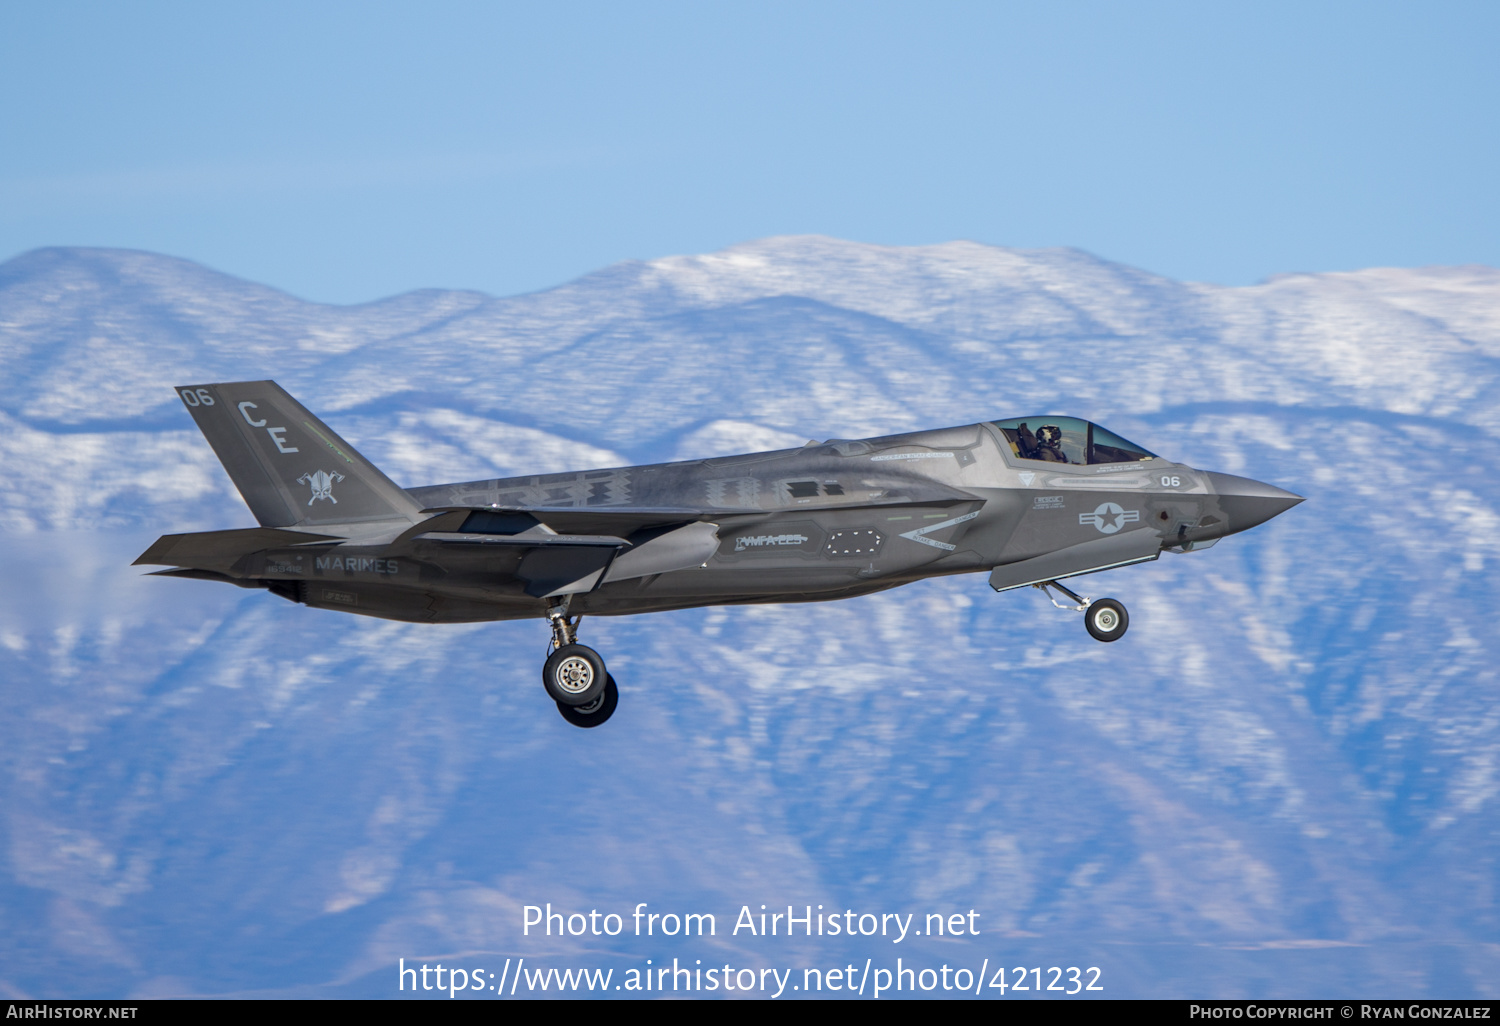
0, 238, 1496, 997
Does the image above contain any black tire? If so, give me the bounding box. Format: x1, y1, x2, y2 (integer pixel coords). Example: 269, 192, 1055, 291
557, 675, 618, 728
1084, 598, 1129, 642
543, 644, 607, 706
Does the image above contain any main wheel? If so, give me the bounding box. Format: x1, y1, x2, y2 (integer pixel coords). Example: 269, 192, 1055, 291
543, 644, 607, 706
557, 675, 619, 728
1084, 598, 1129, 642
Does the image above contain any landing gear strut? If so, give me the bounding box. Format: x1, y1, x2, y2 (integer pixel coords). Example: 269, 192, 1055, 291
543, 600, 617, 726
1032, 581, 1130, 643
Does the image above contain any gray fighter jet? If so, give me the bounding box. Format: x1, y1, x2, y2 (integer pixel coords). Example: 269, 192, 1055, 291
138, 382, 1302, 727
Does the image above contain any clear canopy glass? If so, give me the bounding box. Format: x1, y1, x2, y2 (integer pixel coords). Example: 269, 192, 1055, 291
992, 417, 1157, 465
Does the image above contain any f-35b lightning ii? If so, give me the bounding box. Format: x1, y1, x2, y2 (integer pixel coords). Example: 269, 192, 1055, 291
139, 381, 1302, 728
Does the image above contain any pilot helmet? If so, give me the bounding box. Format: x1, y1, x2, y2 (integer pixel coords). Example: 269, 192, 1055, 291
1037, 425, 1063, 447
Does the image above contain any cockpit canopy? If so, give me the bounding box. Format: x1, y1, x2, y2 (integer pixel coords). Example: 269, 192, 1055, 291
992, 417, 1157, 466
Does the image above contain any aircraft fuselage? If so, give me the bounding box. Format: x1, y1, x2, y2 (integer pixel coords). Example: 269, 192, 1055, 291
186, 420, 1293, 624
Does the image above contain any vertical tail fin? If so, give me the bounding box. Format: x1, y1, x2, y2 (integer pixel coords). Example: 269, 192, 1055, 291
175, 381, 421, 528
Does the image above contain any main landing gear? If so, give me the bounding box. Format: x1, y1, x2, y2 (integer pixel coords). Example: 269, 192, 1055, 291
543, 601, 618, 728
1032, 581, 1130, 643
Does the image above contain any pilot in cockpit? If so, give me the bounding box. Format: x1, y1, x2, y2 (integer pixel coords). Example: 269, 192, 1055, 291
1015, 422, 1071, 463
1033, 425, 1069, 463
995, 415, 1156, 466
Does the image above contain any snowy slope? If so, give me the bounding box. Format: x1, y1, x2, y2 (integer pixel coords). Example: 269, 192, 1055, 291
0, 239, 1496, 998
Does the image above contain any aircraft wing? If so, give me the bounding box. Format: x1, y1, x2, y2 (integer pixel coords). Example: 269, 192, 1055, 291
399, 479, 983, 595
134, 527, 342, 571
398, 506, 715, 541
405, 489, 977, 540
403, 493, 978, 596
401, 509, 724, 595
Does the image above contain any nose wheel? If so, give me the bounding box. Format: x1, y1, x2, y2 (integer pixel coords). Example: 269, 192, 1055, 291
1032, 581, 1130, 643
1083, 597, 1129, 642
543, 602, 618, 726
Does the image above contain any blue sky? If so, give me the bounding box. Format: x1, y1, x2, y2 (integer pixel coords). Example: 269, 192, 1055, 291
2, 1, 1496, 303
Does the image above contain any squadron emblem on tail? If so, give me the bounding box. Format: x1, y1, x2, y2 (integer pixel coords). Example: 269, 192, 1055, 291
298, 469, 345, 504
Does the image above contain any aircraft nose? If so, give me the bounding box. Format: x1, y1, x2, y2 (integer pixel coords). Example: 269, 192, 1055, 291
1203, 471, 1303, 534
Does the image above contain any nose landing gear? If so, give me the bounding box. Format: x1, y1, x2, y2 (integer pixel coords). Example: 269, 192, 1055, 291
1032, 580, 1130, 643
543, 601, 618, 726
1084, 598, 1129, 642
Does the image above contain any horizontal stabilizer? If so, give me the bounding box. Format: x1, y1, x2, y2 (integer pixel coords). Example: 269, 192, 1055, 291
148, 567, 268, 589
988, 528, 1161, 593
135, 527, 340, 571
